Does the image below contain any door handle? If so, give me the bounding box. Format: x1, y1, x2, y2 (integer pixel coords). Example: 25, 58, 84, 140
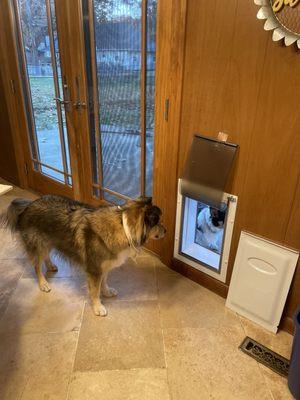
54, 97, 71, 106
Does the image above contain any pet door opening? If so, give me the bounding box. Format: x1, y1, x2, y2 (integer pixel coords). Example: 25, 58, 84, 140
174, 180, 237, 283
181, 197, 227, 270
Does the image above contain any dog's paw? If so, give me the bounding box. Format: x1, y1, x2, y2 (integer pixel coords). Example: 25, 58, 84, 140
93, 304, 107, 317
102, 287, 118, 298
39, 281, 51, 293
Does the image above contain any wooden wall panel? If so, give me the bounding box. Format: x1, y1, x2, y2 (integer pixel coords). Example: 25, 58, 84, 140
150, 0, 187, 263
235, 39, 300, 245
154, 0, 300, 333
0, 71, 19, 185
282, 175, 300, 330
285, 174, 300, 250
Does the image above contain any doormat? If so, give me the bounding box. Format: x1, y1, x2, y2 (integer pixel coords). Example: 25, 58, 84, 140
239, 336, 289, 377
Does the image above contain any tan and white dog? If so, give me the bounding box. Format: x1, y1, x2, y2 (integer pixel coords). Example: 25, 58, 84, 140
1, 196, 166, 316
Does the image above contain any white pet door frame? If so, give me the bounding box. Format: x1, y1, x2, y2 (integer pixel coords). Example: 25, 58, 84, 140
174, 179, 238, 283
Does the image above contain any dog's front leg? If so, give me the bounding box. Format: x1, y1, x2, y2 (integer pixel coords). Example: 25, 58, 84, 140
87, 272, 107, 317
101, 272, 118, 298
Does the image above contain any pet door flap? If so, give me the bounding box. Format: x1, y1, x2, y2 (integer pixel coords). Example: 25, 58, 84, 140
180, 135, 238, 208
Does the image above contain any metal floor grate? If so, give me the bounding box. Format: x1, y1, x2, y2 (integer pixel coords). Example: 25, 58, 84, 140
239, 336, 290, 377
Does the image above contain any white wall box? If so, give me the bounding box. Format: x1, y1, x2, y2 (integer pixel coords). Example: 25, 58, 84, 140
226, 231, 299, 333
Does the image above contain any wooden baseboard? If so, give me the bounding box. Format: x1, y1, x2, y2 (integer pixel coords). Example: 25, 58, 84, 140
171, 257, 229, 299
171, 257, 294, 336
279, 316, 294, 335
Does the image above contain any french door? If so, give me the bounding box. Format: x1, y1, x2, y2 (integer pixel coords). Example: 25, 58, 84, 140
12, 0, 157, 204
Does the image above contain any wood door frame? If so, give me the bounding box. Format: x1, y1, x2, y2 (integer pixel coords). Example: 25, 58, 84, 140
54, 0, 94, 202
12, 0, 76, 198
0, 0, 31, 190
0, 0, 95, 201
1, 0, 187, 213
81, 0, 152, 204
148, 0, 188, 257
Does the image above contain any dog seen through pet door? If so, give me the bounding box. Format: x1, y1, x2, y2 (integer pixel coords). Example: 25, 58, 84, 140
174, 135, 238, 283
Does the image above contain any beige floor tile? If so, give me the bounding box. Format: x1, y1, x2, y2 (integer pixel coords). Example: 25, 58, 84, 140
157, 267, 239, 329
74, 301, 165, 371
0, 229, 26, 259
259, 365, 293, 400
68, 369, 170, 400
0, 182, 295, 400
239, 316, 293, 359
107, 258, 157, 301
22, 250, 85, 279
239, 316, 294, 399
0, 185, 37, 259
0, 183, 38, 259
0, 331, 77, 400
0, 278, 86, 334
164, 325, 272, 400
0, 188, 38, 211
137, 250, 177, 275
0, 258, 26, 319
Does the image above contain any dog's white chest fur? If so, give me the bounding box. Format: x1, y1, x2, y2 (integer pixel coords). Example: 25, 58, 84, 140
102, 248, 131, 273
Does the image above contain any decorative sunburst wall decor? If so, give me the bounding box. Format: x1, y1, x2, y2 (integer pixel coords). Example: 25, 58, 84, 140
254, 0, 300, 49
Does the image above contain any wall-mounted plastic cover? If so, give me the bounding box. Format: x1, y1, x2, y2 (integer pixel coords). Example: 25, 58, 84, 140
180, 135, 238, 209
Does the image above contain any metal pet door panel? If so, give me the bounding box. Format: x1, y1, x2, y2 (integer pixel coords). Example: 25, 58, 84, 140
174, 134, 239, 283
180, 135, 238, 209
226, 232, 299, 333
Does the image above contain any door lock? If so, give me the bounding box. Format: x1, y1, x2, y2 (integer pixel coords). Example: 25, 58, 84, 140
73, 101, 87, 109
74, 75, 87, 112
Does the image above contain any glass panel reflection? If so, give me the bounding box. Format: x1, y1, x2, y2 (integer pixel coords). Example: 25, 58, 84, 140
180, 196, 228, 271
17, 0, 71, 183
93, 0, 142, 198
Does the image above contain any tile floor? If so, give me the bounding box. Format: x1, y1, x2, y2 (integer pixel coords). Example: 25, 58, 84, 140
0, 181, 294, 399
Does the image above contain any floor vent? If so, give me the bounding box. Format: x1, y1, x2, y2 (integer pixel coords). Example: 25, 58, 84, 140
239, 336, 290, 377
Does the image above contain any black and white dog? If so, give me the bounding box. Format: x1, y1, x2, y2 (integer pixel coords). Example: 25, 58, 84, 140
196, 206, 226, 253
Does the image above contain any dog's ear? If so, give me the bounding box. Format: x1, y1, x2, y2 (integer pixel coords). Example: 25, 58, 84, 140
144, 205, 161, 228
137, 196, 152, 205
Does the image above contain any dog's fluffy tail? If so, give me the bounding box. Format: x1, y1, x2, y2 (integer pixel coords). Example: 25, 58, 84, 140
0, 198, 32, 232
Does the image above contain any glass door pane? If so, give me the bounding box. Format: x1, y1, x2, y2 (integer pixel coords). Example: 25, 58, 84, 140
16, 0, 72, 185
83, 0, 157, 203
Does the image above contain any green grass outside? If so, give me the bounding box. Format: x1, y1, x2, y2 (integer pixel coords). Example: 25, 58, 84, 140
29, 74, 154, 132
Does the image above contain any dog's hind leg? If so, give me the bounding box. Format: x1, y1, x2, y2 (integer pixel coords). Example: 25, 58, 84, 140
20, 232, 51, 292
87, 272, 107, 316
30, 253, 52, 293
101, 272, 118, 297
45, 256, 58, 272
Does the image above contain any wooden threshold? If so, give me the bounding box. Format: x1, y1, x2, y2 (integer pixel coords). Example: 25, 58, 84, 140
171, 257, 229, 298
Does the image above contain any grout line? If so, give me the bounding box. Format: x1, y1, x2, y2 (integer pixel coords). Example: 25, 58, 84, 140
155, 262, 173, 400
65, 300, 86, 400
71, 367, 170, 374
258, 362, 276, 400
18, 375, 30, 400
237, 315, 275, 400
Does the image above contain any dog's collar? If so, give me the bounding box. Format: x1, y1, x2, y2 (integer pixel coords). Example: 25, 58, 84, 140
121, 212, 140, 253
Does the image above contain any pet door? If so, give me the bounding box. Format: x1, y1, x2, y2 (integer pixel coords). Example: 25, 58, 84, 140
174, 135, 238, 282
